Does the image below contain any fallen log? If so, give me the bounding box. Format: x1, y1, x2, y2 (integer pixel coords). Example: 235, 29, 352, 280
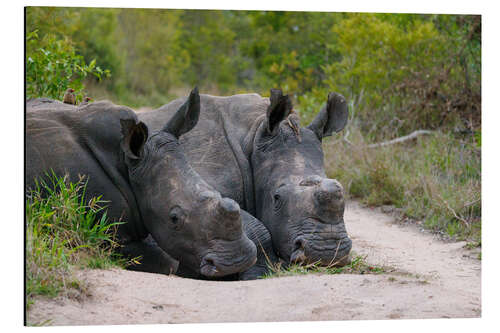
367, 130, 434, 148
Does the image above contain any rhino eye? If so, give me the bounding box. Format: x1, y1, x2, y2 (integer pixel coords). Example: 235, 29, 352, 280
273, 192, 284, 211
168, 206, 185, 231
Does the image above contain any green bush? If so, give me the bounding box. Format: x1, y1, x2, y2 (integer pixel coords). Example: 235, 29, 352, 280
26, 29, 110, 102
323, 13, 480, 139
26, 9, 480, 130
26, 173, 124, 303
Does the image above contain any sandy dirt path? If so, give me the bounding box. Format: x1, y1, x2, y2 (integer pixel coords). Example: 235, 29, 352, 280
27, 201, 481, 325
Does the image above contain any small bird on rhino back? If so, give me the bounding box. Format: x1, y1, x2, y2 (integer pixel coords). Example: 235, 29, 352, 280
63, 88, 76, 105
79, 96, 92, 106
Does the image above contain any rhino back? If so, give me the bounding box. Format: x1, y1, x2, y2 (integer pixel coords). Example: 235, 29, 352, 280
27, 97, 72, 110
26, 102, 147, 241
140, 93, 268, 208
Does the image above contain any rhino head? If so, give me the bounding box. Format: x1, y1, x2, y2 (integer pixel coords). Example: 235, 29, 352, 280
121, 88, 256, 277
251, 89, 351, 266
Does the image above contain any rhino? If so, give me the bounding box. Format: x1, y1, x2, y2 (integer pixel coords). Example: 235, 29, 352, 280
29, 95, 277, 280
138, 89, 352, 267
26, 88, 257, 278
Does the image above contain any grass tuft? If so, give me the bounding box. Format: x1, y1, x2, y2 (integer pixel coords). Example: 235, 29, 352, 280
261, 253, 387, 279
26, 172, 127, 307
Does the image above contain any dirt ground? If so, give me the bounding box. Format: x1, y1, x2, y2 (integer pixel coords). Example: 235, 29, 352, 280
26, 200, 481, 325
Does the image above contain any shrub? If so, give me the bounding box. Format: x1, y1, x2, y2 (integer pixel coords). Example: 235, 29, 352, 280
323, 125, 480, 241
26, 173, 124, 303
26, 30, 110, 102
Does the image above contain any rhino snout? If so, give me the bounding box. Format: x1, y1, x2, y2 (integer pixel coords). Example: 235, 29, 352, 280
200, 236, 257, 277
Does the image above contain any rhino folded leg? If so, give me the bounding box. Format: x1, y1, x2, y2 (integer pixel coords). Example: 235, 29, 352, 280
238, 210, 279, 280
120, 235, 179, 275
238, 259, 273, 280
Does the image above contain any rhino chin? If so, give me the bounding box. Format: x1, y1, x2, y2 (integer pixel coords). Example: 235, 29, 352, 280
199, 255, 257, 278
289, 233, 352, 267
309, 238, 352, 267
199, 238, 258, 277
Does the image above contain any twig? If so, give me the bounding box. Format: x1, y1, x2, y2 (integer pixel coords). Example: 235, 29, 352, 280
437, 194, 470, 228
367, 130, 434, 148
463, 198, 480, 208
343, 126, 354, 146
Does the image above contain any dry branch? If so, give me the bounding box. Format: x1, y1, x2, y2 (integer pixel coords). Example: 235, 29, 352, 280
437, 194, 470, 228
367, 130, 434, 148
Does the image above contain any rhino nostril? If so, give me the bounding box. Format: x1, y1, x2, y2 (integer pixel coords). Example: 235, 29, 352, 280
291, 237, 307, 264
204, 258, 215, 267
294, 237, 306, 251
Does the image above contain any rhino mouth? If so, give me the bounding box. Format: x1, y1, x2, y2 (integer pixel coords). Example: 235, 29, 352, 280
199, 238, 257, 277
200, 253, 257, 277
200, 256, 219, 276
290, 237, 351, 266
289, 217, 352, 266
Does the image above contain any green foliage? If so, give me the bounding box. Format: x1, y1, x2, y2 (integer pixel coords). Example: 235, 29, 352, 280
323, 13, 473, 138
115, 9, 189, 96
26, 172, 125, 303
177, 10, 241, 92
26, 29, 110, 101
26, 9, 480, 133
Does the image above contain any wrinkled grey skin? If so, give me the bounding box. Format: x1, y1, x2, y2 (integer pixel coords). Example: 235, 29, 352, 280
168, 209, 279, 281
140, 89, 352, 268
26, 89, 257, 278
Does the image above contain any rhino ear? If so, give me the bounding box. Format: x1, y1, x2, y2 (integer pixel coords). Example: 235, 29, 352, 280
163, 87, 200, 138
120, 118, 149, 160
307, 92, 348, 140
266, 88, 292, 135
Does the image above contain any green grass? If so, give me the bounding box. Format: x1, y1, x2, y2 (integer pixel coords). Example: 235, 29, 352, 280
26, 172, 127, 307
261, 254, 388, 279
322, 127, 481, 242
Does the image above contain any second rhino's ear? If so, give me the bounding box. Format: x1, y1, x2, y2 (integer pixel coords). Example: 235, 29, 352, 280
266, 89, 293, 135
163, 87, 200, 138
306, 92, 348, 140
120, 118, 149, 160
